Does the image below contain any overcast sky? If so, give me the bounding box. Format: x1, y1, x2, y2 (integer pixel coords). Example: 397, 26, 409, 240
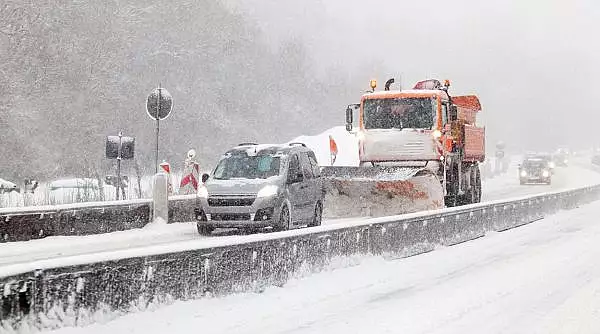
226, 0, 599, 151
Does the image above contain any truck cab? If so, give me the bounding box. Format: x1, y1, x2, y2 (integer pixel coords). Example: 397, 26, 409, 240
345, 78, 485, 206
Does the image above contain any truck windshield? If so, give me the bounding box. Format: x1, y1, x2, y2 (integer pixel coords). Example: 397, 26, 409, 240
363, 97, 434, 130
213, 154, 281, 180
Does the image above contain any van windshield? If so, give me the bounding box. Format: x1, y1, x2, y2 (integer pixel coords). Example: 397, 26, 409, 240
213, 154, 281, 180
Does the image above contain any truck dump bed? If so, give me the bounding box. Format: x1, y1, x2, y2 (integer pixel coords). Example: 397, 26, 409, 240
454, 95, 485, 162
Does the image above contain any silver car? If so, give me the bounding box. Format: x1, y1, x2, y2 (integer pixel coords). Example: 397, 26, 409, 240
195, 143, 325, 235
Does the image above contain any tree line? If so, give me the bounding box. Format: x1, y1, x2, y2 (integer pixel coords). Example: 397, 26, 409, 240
0, 0, 362, 182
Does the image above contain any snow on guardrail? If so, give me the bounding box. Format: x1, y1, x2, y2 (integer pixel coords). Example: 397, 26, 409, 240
1, 182, 599, 331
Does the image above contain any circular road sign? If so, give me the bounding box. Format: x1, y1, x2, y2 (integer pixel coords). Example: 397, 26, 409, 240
146, 87, 173, 120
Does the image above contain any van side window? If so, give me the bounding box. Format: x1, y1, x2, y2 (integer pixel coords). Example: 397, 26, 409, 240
299, 152, 314, 179
307, 151, 320, 177
288, 154, 301, 181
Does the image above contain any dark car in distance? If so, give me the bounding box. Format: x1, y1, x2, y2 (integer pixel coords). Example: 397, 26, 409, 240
553, 148, 569, 167
519, 157, 552, 185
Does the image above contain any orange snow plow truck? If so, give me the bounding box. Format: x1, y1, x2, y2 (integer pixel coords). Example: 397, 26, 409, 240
322, 79, 485, 218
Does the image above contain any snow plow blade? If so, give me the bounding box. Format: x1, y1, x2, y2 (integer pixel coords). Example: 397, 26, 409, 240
321, 166, 444, 218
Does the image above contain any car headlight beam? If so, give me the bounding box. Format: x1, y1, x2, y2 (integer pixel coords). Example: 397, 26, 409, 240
520, 170, 527, 177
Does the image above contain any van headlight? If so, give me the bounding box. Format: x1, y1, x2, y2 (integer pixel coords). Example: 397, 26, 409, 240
257, 185, 278, 198
520, 171, 527, 177
198, 186, 209, 198
542, 170, 550, 178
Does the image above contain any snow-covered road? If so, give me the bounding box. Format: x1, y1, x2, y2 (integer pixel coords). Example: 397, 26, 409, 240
482, 158, 600, 201
49, 187, 600, 334
1, 162, 598, 273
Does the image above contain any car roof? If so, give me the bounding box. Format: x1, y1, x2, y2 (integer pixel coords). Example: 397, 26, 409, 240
225, 143, 312, 156
526, 153, 550, 158
523, 157, 547, 162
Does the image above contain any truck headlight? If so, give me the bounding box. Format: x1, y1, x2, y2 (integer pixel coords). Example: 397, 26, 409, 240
257, 185, 278, 198
542, 170, 550, 178
549, 162, 556, 169
198, 186, 209, 198
520, 171, 527, 177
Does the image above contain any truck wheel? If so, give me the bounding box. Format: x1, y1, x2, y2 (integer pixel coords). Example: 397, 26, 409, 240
475, 167, 482, 203
445, 196, 457, 207
457, 167, 477, 206
458, 189, 474, 206
196, 223, 214, 236
308, 201, 322, 227
466, 167, 478, 204
446, 166, 459, 207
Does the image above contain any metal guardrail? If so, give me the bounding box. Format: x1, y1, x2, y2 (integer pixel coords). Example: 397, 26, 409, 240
1, 184, 598, 331
0, 196, 198, 243
0, 200, 151, 242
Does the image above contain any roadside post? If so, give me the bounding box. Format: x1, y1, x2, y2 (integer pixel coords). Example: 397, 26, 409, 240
152, 172, 169, 225
159, 161, 173, 195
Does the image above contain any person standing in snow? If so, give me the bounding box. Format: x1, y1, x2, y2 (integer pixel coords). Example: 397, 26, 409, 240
179, 149, 200, 195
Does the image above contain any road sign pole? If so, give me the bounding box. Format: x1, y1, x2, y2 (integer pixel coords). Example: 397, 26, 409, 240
155, 87, 161, 174
155, 118, 160, 174
116, 131, 123, 200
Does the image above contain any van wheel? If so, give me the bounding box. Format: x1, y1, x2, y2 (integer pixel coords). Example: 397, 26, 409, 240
309, 202, 322, 227
197, 223, 214, 236
274, 205, 290, 231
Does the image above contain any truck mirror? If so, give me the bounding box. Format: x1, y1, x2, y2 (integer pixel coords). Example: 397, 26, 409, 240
449, 105, 458, 121
345, 107, 353, 131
